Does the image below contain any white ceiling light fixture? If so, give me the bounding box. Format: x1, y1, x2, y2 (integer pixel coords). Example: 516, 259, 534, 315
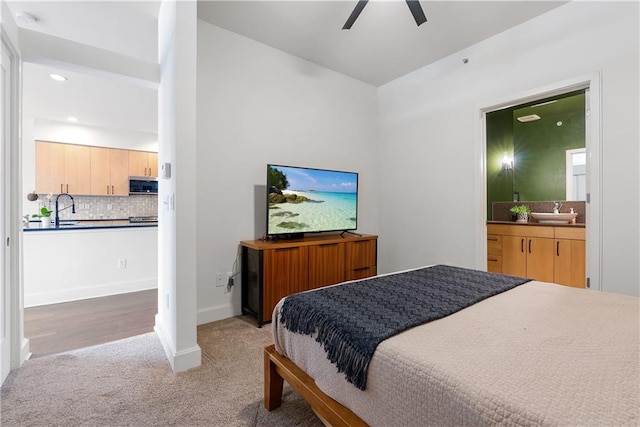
15, 11, 39, 25
49, 74, 67, 82
517, 114, 541, 123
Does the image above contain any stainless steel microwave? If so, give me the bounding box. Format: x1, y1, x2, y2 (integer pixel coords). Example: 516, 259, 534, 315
129, 177, 158, 194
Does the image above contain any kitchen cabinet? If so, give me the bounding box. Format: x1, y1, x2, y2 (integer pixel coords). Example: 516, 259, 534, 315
90, 147, 129, 195
241, 234, 377, 326
487, 224, 585, 288
129, 150, 158, 177
36, 141, 91, 194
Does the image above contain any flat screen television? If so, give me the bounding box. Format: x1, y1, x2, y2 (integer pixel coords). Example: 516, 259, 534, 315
267, 164, 358, 238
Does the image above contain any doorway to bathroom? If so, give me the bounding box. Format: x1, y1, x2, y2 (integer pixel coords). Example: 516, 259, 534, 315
480, 74, 601, 291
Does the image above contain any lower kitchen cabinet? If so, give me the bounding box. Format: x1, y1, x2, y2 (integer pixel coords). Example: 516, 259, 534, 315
241, 234, 377, 326
487, 224, 585, 288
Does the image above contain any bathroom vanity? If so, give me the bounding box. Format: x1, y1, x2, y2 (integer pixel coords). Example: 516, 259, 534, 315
487, 222, 585, 288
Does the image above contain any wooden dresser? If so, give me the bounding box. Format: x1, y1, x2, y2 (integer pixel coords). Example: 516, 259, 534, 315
240, 234, 378, 326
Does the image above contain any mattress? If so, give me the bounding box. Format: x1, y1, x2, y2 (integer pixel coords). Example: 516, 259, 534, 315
273, 275, 640, 426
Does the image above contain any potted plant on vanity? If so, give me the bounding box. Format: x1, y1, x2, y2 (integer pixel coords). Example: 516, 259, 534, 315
509, 204, 531, 223
32, 207, 52, 228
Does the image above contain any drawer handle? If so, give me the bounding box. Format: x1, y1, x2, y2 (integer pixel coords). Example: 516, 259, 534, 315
353, 267, 369, 271
487, 237, 499, 241
556, 241, 560, 257
488, 258, 499, 262
319, 243, 338, 247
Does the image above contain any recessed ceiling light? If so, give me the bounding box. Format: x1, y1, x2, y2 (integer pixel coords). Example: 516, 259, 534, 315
67, 117, 78, 122
517, 114, 541, 123
49, 74, 67, 82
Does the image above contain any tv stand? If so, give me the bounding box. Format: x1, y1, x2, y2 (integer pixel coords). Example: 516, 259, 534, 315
240, 233, 378, 327
340, 230, 362, 237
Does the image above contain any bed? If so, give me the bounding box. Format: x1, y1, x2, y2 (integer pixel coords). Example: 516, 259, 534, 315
264, 265, 640, 426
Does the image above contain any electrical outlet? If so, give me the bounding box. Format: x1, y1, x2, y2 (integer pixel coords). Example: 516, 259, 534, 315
117, 259, 127, 269
215, 273, 225, 287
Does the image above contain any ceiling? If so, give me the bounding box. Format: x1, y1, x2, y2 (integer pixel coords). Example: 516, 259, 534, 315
7, 0, 568, 136
198, 1, 568, 87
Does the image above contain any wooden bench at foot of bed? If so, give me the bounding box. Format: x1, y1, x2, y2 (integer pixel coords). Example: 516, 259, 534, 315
264, 344, 368, 427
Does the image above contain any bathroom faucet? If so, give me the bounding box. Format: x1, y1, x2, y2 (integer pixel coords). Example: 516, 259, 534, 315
552, 201, 563, 214
55, 193, 76, 228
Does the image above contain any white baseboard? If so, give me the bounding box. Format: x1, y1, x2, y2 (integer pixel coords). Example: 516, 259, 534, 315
20, 338, 30, 365
24, 278, 158, 307
196, 302, 241, 325
154, 314, 202, 373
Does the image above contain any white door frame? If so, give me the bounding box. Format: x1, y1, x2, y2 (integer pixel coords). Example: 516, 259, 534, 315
477, 73, 602, 291
2, 17, 28, 385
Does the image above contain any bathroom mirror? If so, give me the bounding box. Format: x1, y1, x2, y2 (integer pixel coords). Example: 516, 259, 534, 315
486, 90, 586, 219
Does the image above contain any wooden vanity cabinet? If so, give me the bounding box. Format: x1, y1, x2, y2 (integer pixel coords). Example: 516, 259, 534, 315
241, 234, 377, 326
487, 224, 585, 288
486, 234, 502, 273
554, 228, 586, 288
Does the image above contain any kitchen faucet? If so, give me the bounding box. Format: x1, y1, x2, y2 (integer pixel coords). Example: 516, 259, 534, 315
55, 193, 76, 228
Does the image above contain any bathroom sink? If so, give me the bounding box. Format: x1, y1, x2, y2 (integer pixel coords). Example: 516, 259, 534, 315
530, 212, 578, 224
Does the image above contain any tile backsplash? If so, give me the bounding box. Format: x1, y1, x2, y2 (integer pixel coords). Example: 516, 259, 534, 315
491, 201, 586, 224
33, 194, 158, 220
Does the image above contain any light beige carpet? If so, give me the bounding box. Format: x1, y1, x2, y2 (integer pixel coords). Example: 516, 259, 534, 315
1, 316, 324, 426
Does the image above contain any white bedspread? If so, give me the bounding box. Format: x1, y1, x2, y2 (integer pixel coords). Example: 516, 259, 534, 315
273, 280, 640, 426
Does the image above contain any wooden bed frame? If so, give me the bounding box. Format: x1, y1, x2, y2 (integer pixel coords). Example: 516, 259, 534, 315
264, 344, 368, 427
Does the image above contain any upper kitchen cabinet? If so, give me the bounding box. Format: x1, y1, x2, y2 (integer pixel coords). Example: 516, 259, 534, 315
36, 141, 91, 195
90, 147, 129, 195
129, 150, 158, 178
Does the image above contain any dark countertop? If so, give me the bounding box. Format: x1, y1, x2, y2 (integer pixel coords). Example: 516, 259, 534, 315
24, 219, 158, 232
487, 220, 585, 228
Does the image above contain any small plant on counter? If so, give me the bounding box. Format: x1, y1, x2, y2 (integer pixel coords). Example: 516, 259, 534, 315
31, 207, 52, 218
509, 205, 531, 222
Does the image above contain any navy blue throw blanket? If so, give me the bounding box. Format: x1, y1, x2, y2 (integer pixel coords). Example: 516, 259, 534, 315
279, 264, 531, 390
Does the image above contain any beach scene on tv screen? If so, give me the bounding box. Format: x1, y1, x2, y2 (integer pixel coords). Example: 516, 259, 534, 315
268, 165, 358, 234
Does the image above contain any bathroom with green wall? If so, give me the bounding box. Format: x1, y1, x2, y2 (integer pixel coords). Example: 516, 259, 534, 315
486, 90, 586, 219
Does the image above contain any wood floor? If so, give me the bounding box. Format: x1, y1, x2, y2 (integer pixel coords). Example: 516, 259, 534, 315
24, 289, 157, 358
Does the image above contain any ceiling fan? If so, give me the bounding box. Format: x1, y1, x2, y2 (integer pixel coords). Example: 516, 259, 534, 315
342, 0, 427, 30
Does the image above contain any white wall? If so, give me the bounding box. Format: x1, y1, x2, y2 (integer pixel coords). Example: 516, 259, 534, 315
156, 0, 200, 372
33, 119, 158, 151
195, 21, 379, 323
377, 2, 639, 296
23, 227, 158, 306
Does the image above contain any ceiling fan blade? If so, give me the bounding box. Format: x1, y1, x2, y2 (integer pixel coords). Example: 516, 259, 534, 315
405, 0, 427, 26
342, 0, 369, 30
